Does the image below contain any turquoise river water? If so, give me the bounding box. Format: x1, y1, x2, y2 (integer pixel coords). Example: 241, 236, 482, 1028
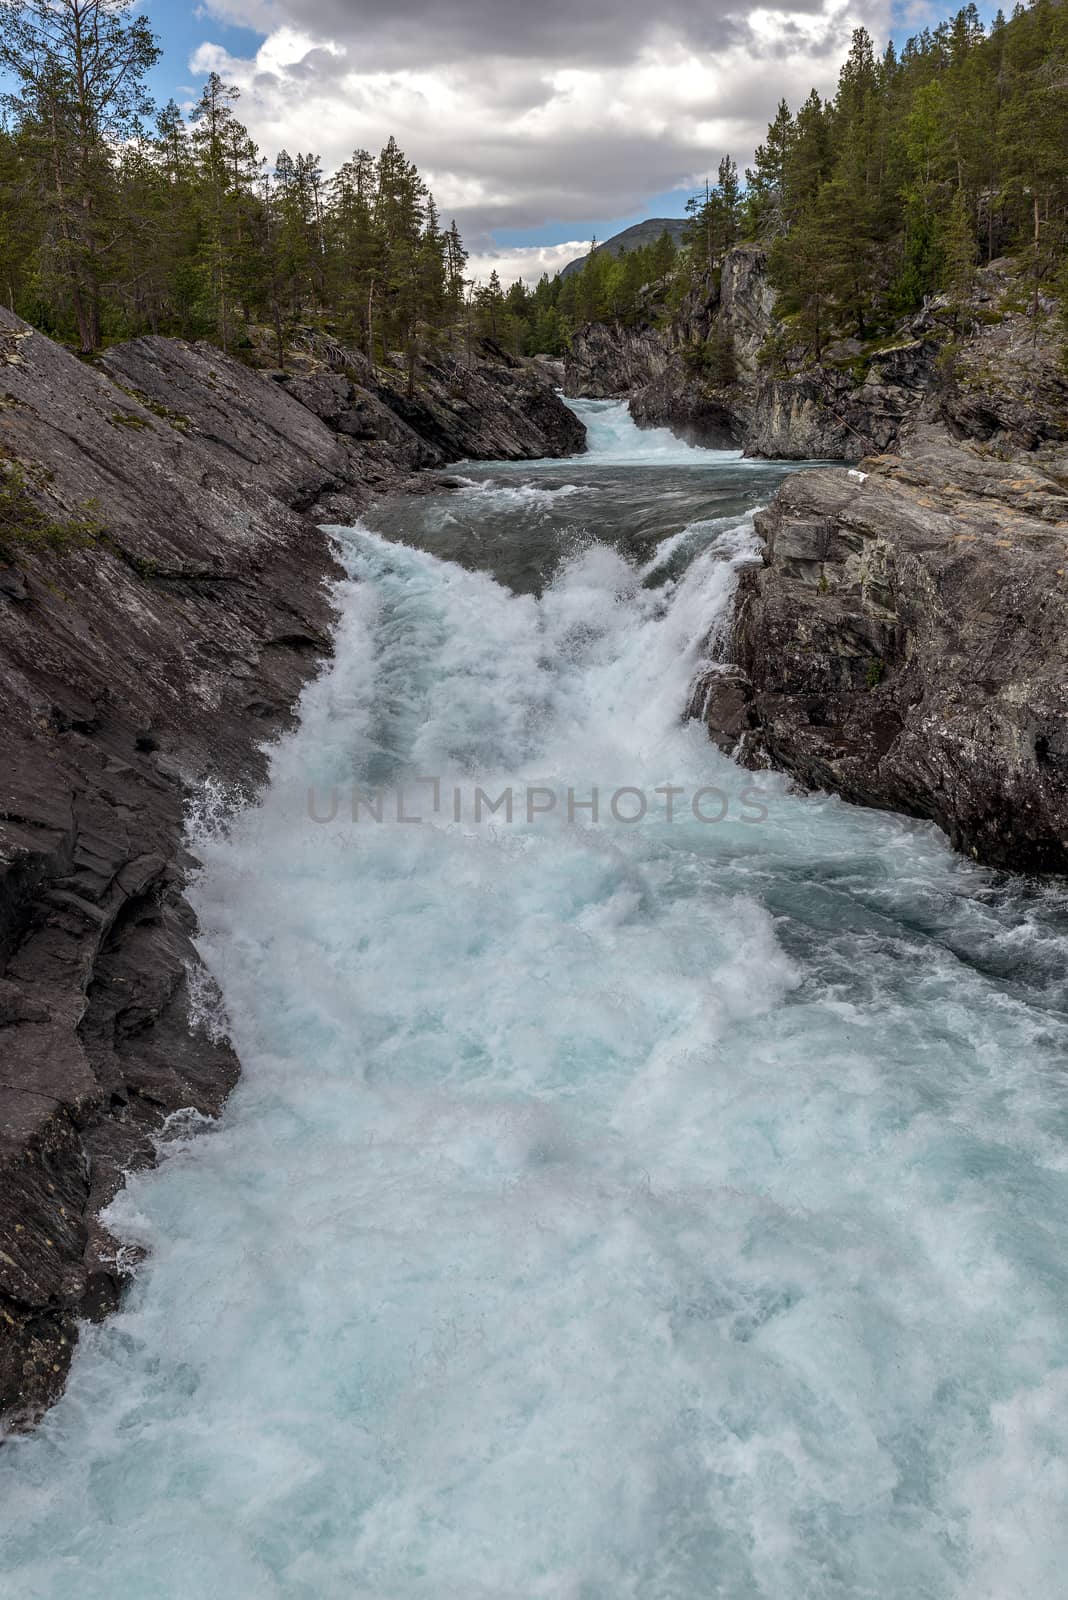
2, 399, 1067, 1598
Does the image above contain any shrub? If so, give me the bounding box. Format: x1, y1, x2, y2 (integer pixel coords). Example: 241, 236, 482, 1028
0, 462, 102, 562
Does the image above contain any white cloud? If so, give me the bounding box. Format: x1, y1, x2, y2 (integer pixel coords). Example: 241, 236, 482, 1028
186, 1, 895, 280
466, 241, 592, 287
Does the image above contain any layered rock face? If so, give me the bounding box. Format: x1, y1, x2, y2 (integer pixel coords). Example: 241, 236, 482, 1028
632, 244, 952, 458
0, 311, 583, 1428
692, 429, 1068, 871
627, 346, 738, 447
564, 244, 907, 454
564, 321, 673, 400
568, 247, 1068, 462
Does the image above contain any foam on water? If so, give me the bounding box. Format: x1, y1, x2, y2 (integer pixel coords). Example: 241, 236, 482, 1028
3, 410, 1068, 1599
451, 477, 586, 504
568, 397, 743, 466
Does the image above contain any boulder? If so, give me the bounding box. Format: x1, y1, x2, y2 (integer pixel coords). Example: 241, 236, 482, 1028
693, 429, 1068, 871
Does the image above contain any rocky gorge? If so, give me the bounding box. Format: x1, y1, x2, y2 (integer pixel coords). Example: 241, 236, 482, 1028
3, 239, 1068, 1434
565, 244, 1068, 460
0, 311, 584, 1429
567, 244, 1068, 873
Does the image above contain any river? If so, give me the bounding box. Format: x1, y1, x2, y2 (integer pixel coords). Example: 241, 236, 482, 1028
2, 399, 1067, 1598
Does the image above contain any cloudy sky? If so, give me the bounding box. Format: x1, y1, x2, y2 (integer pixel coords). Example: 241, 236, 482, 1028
148, 0, 941, 283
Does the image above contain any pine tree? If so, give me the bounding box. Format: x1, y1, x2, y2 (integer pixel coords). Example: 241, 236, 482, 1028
682, 156, 742, 283
939, 186, 978, 319
0, 124, 33, 314
684, 185, 714, 275
649, 228, 677, 281
189, 72, 251, 348
745, 100, 796, 237
0, 0, 160, 350
717, 156, 742, 250
475, 270, 504, 340
373, 136, 428, 366
409, 193, 447, 385
768, 206, 834, 361
444, 220, 468, 321
327, 147, 378, 352
785, 91, 831, 223
578, 238, 601, 321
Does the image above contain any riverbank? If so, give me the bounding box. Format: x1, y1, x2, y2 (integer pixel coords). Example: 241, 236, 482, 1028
0, 310, 583, 1428
563, 246, 1068, 870
690, 425, 1068, 871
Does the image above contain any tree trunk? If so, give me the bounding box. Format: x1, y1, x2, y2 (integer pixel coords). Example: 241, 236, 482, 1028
70, 283, 97, 355
1031, 193, 1041, 339
273, 298, 285, 369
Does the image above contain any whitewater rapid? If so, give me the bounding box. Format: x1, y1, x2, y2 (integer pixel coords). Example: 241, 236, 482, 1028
2, 401, 1068, 1598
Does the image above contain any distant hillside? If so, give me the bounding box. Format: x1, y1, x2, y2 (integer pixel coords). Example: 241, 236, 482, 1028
559, 218, 688, 280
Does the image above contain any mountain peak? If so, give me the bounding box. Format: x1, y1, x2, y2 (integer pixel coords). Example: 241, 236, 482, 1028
559, 217, 688, 279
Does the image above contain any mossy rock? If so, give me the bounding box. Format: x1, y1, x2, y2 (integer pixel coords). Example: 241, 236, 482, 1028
0, 463, 103, 563
108, 410, 153, 431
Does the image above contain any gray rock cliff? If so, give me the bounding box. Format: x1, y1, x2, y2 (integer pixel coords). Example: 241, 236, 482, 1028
0, 310, 583, 1429
564, 321, 674, 401
568, 248, 1068, 462
691, 428, 1068, 871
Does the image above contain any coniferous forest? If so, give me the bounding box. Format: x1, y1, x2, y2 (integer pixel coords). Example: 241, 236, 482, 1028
536, 0, 1068, 358
0, 0, 1066, 367
0, 2, 468, 367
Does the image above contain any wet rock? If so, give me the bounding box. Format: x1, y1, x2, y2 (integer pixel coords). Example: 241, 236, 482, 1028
533, 354, 566, 387
276, 338, 587, 467
629, 369, 738, 447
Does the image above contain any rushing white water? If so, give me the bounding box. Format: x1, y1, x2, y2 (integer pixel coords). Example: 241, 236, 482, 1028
573, 397, 742, 464
3, 401, 1068, 1598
